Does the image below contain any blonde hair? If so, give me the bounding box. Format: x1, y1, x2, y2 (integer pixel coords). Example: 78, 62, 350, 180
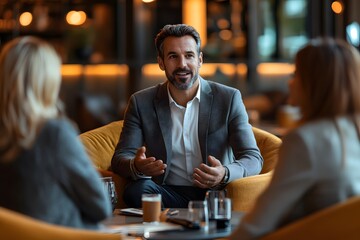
0, 36, 63, 161
295, 38, 360, 127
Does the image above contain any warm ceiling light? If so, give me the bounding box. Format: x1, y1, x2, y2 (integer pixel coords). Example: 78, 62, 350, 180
66, 10, 87, 26
331, 1, 343, 14
142, 0, 155, 3
19, 12, 32, 26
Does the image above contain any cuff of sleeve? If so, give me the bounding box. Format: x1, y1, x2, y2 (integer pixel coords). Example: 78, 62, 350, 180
130, 158, 150, 180
211, 166, 230, 190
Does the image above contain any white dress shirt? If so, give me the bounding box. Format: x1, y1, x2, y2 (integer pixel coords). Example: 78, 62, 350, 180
165, 81, 202, 186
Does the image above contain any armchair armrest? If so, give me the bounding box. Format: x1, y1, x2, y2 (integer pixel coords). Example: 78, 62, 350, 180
226, 172, 273, 212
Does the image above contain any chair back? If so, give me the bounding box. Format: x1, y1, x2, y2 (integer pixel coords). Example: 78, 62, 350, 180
79, 121, 282, 211
80, 122, 281, 175
252, 127, 282, 174
226, 127, 281, 211
0, 207, 121, 240
79, 120, 127, 208
260, 196, 360, 240
80, 120, 123, 171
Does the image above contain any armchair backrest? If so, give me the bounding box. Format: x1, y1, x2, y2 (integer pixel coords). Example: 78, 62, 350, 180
0, 207, 121, 240
252, 127, 282, 174
226, 127, 281, 212
80, 121, 282, 173
80, 120, 127, 208
80, 120, 123, 171
79, 121, 282, 211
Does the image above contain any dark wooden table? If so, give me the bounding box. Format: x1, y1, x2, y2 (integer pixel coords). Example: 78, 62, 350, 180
102, 209, 244, 240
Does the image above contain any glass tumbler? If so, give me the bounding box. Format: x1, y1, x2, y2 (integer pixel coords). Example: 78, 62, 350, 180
205, 190, 226, 220
100, 177, 117, 211
188, 200, 209, 231
214, 197, 232, 229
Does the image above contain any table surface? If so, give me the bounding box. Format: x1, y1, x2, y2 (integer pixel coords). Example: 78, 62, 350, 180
102, 209, 244, 240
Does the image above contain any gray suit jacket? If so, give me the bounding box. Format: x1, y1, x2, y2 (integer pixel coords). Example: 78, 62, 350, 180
111, 78, 263, 185
0, 119, 112, 229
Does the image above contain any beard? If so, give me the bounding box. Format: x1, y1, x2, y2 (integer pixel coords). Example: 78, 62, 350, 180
166, 68, 199, 90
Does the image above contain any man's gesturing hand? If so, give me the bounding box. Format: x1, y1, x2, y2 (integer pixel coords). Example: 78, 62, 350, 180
193, 155, 226, 188
133, 146, 167, 176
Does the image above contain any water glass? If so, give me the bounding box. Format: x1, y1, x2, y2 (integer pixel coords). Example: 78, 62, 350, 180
214, 198, 232, 229
100, 177, 117, 211
188, 200, 209, 231
205, 190, 226, 220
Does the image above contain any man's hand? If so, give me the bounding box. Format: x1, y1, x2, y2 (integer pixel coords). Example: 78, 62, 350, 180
193, 155, 226, 188
133, 146, 167, 176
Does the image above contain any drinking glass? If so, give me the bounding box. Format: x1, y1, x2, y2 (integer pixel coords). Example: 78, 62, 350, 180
205, 190, 226, 220
100, 177, 117, 211
188, 200, 209, 231
214, 198, 232, 229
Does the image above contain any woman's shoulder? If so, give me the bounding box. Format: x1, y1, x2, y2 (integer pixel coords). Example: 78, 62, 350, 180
298, 119, 334, 132
39, 118, 79, 141
284, 116, 356, 149
293, 117, 355, 135
44, 118, 77, 131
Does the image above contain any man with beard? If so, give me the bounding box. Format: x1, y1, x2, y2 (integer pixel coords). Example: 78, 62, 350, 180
111, 24, 263, 208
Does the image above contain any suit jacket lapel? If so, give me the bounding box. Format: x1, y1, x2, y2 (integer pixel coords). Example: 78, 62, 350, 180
199, 78, 213, 164
154, 79, 213, 182
154, 83, 172, 174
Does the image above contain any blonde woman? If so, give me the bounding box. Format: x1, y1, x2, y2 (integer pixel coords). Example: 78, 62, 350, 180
229, 38, 360, 239
0, 36, 112, 229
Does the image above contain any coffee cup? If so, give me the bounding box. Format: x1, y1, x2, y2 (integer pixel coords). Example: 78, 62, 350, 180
142, 193, 161, 223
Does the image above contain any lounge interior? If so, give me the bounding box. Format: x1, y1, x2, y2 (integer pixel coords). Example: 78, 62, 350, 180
1, 0, 360, 239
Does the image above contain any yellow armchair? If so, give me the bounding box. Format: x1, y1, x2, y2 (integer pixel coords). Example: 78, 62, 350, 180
0, 207, 122, 240
226, 127, 282, 211
79, 120, 282, 211
79, 120, 128, 208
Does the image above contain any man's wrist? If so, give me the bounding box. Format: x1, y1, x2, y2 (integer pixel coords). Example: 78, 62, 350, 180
220, 166, 230, 185
133, 159, 143, 175
210, 166, 229, 190
130, 158, 145, 179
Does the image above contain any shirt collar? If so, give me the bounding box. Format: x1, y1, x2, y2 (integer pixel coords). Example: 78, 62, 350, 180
167, 78, 201, 105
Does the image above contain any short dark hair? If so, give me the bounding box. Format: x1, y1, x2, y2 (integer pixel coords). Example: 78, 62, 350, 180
155, 24, 201, 58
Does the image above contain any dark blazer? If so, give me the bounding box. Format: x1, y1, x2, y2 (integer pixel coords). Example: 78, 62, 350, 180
111, 78, 263, 184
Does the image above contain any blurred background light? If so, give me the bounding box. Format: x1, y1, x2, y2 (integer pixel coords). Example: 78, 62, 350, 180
19, 12, 33, 26
219, 29, 232, 40
346, 22, 360, 47
284, 0, 306, 17
66, 10, 87, 26
331, 1, 343, 14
